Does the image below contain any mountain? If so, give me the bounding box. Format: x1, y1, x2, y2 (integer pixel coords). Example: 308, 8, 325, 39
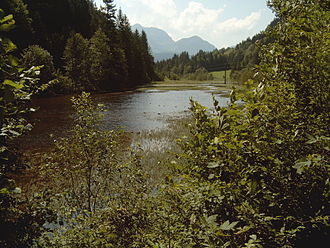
132, 24, 216, 61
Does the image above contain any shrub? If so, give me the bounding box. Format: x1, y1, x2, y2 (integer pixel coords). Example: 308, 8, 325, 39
51, 71, 75, 94
37, 93, 154, 247
187, 67, 214, 81
0, 10, 52, 247
151, 1, 330, 247
230, 67, 256, 83
21, 45, 55, 85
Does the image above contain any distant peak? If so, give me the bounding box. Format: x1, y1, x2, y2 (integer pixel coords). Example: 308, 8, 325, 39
132, 24, 143, 30
132, 23, 142, 28
133, 24, 217, 61
180, 35, 203, 41
190, 35, 201, 39
133, 24, 166, 33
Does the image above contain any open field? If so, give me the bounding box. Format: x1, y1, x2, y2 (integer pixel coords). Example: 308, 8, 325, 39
210, 70, 232, 81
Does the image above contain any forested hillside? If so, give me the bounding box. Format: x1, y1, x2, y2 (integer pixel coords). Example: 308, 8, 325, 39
155, 19, 278, 82
0, 0, 159, 93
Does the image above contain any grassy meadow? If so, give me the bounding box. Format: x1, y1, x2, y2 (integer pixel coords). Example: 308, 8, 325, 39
210, 70, 232, 81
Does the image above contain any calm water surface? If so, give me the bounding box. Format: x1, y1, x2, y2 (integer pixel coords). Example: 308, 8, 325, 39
19, 83, 230, 152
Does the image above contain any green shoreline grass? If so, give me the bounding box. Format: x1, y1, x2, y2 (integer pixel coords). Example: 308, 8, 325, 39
130, 115, 192, 183
138, 79, 240, 92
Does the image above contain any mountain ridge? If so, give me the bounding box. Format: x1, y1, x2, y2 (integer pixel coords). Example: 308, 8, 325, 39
132, 24, 216, 61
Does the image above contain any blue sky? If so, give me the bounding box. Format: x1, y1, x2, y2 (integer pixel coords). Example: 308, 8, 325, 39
95, 0, 275, 48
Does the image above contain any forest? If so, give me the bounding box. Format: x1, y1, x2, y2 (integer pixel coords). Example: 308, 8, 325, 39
1, 0, 330, 247
155, 19, 278, 82
0, 0, 159, 94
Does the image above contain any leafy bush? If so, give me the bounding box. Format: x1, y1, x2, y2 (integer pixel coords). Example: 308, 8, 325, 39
187, 67, 214, 81
51, 71, 75, 94
37, 93, 155, 247
167, 72, 180, 80
21, 45, 55, 85
230, 67, 256, 83
0, 9, 52, 247
153, 1, 330, 247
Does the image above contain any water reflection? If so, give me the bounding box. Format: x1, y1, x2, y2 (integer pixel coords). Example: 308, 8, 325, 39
97, 89, 229, 130
18, 85, 230, 152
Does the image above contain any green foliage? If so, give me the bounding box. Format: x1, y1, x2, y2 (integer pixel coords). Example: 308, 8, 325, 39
2, 0, 158, 93
262, 0, 329, 123
63, 33, 92, 91
37, 93, 154, 247
0, 10, 52, 247
52, 71, 75, 94
0, 0, 33, 48
230, 67, 256, 83
21, 45, 55, 86
0, 9, 41, 172
61, 15, 157, 92
186, 67, 214, 81
152, 1, 330, 247
155, 25, 272, 80
89, 29, 112, 89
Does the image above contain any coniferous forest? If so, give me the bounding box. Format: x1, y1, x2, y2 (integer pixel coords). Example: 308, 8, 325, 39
155, 19, 279, 82
0, 0, 159, 94
1, 0, 330, 247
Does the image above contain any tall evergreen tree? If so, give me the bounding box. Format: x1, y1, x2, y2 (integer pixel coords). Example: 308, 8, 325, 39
0, 0, 158, 92
101, 0, 117, 42
140, 30, 157, 81
89, 29, 112, 89
117, 9, 136, 86
63, 33, 91, 91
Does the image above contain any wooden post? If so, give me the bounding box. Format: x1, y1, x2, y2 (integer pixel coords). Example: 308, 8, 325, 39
224, 66, 227, 84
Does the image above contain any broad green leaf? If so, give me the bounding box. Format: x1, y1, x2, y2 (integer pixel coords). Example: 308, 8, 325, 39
0, 20, 15, 32
206, 214, 218, 225
0, 9, 4, 19
9, 130, 20, 136
235, 225, 252, 235
0, 14, 13, 24
11, 187, 22, 194
0, 188, 10, 194
220, 220, 239, 231
0, 146, 6, 153
208, 174, 215, 179
3, 79, 24, 89
293, 159, 312, 174
207, 162, 221, 168
2, 38, 17, 52
8, 55, 18, 66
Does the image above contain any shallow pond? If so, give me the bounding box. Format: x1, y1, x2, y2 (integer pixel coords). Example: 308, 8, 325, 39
18, 81, 232, 152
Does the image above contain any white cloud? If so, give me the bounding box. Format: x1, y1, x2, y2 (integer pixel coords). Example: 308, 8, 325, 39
113, 0, 266, 48
208, 11, 262, 47
174, 2, 224, 35
215, 12, 261, 33
114, 0, 177, 29
138, 0, 177, 18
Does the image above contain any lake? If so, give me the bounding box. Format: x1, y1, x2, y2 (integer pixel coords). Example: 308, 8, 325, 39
17, 81, 232, 152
